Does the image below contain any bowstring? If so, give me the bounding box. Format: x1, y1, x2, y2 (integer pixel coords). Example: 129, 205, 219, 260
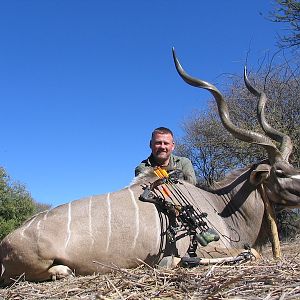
154, 168, 243, 256
178, 181, 242, 244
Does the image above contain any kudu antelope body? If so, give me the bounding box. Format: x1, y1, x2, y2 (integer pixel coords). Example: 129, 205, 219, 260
0, 50, 299, 284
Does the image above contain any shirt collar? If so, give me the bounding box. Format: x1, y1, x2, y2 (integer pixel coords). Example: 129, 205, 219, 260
147, 154, 180, 170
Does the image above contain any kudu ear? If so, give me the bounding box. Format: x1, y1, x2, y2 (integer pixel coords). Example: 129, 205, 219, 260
249, 164, 271, 186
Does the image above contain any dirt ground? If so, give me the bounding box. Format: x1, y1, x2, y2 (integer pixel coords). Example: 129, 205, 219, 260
0, 240, 299, 300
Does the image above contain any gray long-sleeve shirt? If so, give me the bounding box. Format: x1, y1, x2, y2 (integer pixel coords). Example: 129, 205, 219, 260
135, 154, 197, 185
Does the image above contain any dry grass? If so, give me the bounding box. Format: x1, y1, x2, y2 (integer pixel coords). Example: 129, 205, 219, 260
1, 240, 300, 300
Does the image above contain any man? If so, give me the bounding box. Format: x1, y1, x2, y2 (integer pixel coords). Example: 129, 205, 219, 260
135, 127, 197, 185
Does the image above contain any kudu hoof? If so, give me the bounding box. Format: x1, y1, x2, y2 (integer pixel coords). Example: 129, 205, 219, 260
48, 265, 74, 281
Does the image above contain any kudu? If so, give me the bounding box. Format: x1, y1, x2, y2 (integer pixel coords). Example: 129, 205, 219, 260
0, 50, 299, 284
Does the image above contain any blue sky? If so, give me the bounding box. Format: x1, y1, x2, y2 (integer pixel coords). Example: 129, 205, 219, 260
0, 1, 284, 207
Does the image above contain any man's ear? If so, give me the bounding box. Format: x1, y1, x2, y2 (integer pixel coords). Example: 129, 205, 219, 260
149, 140, 152, 149
249, 164, 271, 186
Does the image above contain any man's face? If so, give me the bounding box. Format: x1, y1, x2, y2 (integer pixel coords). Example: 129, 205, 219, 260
150, 132, 175, 165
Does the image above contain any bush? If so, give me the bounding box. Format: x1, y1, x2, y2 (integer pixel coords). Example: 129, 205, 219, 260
0, 167, 40, 240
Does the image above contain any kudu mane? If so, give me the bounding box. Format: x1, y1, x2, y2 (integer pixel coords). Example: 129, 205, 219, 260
130, 168, 157, 186
205, 164, 255, 193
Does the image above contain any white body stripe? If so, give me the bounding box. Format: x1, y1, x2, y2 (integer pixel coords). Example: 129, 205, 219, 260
36, 219, 42, 244
1, 263, 5, 276
88, 196, 95, 247
43, 210, 49, 221
154, 209, 161, 250
128, 187, 139, 249
106, 193, 111, 252
65, 202, 72, 248
20, 216, 37, 237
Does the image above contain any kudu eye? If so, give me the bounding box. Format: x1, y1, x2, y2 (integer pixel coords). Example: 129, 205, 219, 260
275, 169, 286, 178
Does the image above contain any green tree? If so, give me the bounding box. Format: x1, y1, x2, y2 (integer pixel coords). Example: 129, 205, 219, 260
0, 167, 50, 240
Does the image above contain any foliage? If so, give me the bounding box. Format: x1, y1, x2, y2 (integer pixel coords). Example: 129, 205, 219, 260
277, 209, 300, 240
270, 0, 300, 49
0, 167, 50, 240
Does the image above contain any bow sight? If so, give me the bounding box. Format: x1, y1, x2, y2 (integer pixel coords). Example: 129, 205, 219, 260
139, 167, 220, 250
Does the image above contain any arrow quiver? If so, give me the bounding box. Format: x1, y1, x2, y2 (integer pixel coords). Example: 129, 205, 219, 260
139, 167, 220, 255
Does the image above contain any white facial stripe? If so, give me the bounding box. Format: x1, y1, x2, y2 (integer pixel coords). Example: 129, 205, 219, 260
128, 187, 139, 249
291, 174, 300, 180
106, 193, 111, 252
